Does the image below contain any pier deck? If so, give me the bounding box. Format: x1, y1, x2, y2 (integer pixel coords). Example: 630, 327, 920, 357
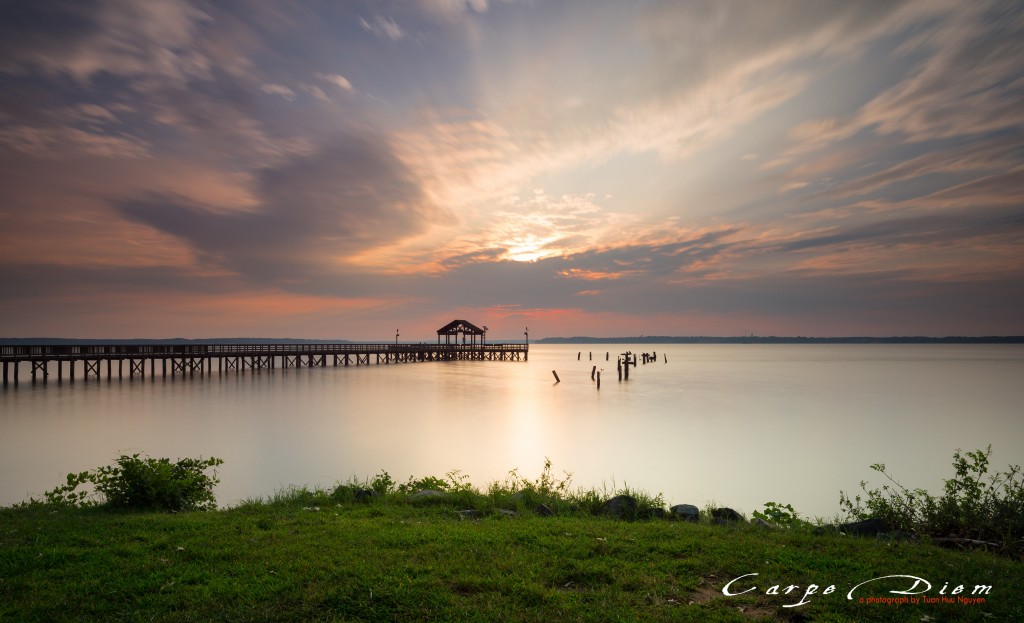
0, 343, 528, 387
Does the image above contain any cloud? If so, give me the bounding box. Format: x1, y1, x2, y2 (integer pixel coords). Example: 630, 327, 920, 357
418, 0, 492, 17
772, 2, 1024, 170
815, 136, 1023, 201
0, 0, 212, 83
301, 85, 330, 102
317, 73, 353, 92
260, 84, 296, 101
116, 133, 443, 282
358, 15, 405, 40
0, 125, 149, 159
856, 4, 1024, 142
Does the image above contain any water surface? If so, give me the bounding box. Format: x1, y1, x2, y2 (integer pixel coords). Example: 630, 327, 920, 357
2, 344, 1022, 518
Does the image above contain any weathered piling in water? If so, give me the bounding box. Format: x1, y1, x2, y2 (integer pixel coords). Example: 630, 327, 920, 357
591, 365, 596, 380
552, 370, 560, 383
578, 352, 581, 360
617, 358, 622, 381
596, 370, 601, 389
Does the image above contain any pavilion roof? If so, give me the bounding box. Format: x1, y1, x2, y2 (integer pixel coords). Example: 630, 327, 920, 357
436, 319, 485, 335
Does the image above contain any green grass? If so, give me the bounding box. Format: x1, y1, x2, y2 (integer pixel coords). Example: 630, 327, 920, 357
2, 489, 1021, 622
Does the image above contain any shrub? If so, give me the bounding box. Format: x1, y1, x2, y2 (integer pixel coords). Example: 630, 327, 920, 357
753, 502, 810, 528
41, 454, 223, 511
840, 446, 1024, 551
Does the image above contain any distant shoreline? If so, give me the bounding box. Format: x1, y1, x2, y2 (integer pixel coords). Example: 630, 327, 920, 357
2, 336, 1022, 345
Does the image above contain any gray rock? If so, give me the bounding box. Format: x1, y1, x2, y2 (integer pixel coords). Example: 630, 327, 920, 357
534, 503, 554, 517
839, 517, 891, 536
711, 507, 743, 523
498, 509, 518, 518
670, 504, 700, 522
603, 494, 638, 519
455, 509, 479, 519
354, 488, 380, 503
750, 517, 771, 528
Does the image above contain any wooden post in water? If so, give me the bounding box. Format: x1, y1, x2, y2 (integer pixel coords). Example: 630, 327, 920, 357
577, 352, 581, 360
589, 352, 592, 360
617, 358, 622, 381
596, 370, 601, 390
552, 370, 560, 383
3, 361, 7, 387
591, 365, 596, 380
57, 360, 63, 382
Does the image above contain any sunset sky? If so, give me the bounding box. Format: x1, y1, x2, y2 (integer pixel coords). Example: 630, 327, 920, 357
1, 1, 1022, 340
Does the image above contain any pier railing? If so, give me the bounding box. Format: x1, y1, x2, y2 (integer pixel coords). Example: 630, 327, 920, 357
0, 343, 526, 358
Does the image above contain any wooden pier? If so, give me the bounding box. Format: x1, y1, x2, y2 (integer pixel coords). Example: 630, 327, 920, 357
0, 342, 528, 387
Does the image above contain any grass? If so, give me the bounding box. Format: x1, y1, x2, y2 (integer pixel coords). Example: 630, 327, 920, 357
2, 481, 1022, 622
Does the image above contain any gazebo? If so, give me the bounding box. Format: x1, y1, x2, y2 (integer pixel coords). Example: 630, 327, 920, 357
437, 319, 486, 346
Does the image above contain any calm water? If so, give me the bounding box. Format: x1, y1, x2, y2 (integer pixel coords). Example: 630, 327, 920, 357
2, 344, 1022, 518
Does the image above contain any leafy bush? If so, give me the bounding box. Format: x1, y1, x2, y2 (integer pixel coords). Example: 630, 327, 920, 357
753, 502, 810, 528
840, 446, 1024, 550
41, 454, 223, 511
369, 470, 396, 495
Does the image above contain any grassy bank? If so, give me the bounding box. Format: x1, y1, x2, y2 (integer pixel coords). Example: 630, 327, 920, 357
2, 487, 1021, 623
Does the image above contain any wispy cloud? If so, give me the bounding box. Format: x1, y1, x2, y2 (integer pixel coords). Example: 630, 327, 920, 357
317, 73, 354, 92
358, 15, 405, 41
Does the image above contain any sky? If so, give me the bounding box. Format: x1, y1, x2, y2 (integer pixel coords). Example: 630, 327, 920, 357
1, 0, 1022, 340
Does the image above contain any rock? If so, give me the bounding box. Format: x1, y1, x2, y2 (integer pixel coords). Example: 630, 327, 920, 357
750, 517, 771, 528
498, 509, 518, 518
409, 489, 447, 501
354, 488, 379, 503
670, 504, 700, 522
534, 503, 554, 517
455, 509, 479, 520
603, 495, 638, 519
839, 517, 891, 536
711, 507, 743, 523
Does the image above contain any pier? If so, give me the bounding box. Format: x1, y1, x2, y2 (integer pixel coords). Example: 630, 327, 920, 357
0, 342, 528, 387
